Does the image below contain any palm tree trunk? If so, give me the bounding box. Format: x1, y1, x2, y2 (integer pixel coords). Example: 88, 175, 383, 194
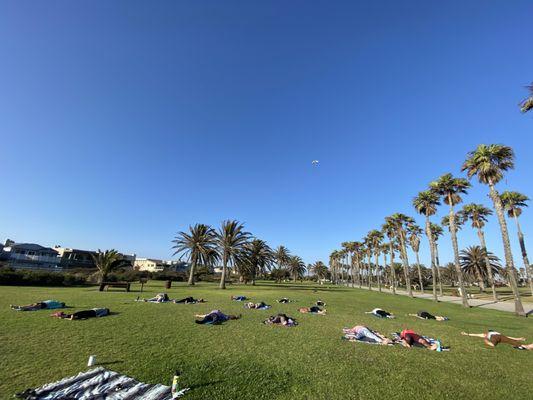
488, 182, 525, 316
382, 252, 387, 292
415, 251, 424, 293
219, 253, 227, 289
425, 217, 438, 301
188, 255, 196, 286
375, 252, 381, 292
350, 253, 356, 288
447, 198, 469, 307
434, 244, 443, 296
388, 242, 397, 295
513, 214, 533, 296
367, 253, 372, 290
477, 229, 498, 300
398, 233, 413, 297
356, 255, 362, 288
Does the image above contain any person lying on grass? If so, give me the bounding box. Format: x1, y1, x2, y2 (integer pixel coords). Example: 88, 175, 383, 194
137, 293, 170, 303
195, 310, 241, 325
365, 308, 395, 319
343, 325, 393, 345
461, 331, 533, 350
51, 308, 110, 320
244, 301, 271, 309
277, 298, 291, 303
316, 300, 326, 307
10, 300, 65, 311
298, 306, 326, 315
409, 311, 448, 321
264, 313, 297, 326
231, 295, 248, 301
399, 329, 441, 351
174, 297, 205, 304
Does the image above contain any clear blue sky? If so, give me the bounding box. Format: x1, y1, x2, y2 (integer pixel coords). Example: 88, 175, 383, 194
1, 1, 532, 267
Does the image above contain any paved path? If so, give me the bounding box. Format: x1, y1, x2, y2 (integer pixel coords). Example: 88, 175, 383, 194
351, 285, 533, 314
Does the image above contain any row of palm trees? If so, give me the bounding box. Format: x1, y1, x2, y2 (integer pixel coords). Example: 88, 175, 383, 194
329, 144, 531, 316
172, 221, 307, 288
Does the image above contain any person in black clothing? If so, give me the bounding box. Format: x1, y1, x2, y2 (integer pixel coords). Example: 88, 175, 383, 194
174, 297, 205, 304
409, 311, 448, 321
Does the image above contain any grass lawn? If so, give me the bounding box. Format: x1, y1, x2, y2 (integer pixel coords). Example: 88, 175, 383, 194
1, 281, 532, 399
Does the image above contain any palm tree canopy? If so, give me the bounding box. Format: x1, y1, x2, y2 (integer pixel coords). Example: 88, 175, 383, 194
442, 214, 465, 231
407, 224, 423, 252
92, 249, 130, 278
273, 245, 291, 268
367, 230, 383, 251
288, 255, 307, 278
461, 144, 514, 185
217, 220, 251, 262
459, 246, 502, 279
172, 224, 218, 265
430, 173, 471, 206
459, 203, 492, 229
413, 190, 440, 217
500, 191, 529, 218
311, 261, 328, 279
520, 83, 533, 113
237, 239, 274, 278
429, 223, 444, 241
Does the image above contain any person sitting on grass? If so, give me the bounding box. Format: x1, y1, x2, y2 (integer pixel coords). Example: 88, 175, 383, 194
195, 310, 241, 325
399, 329, 440, 351
174, 297, 205, 304
231, 295, 248, 301
365, 308, 395, 319
10, 300, 65, 311
409, 311, 448, 321
343, 325, 393, 345
277, 298, 291, 303
461, 330, 533, 350
298, 306, 326, 315
51, 308, 110, 320
244, 301, 270, 309
264, 313, 297, 326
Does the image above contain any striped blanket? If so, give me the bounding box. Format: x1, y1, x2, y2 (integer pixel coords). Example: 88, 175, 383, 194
15, 367, 189, 399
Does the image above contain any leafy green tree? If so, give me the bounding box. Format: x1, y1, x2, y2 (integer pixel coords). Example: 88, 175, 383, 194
413, 190, 440, 300
430, 173, 470, 307
172, 224, 218, 286
500, 191, 533, 295
92, 249, 131, 284
216, 220, 250, 289
462, 144, 525, 315
459, 203, 498, 299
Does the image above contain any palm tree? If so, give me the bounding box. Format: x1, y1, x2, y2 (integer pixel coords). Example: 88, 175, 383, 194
236, 239, 274, 285
407, 223, 425, 293
520, 82, 533, 113
288, 255, 306, 281
413, 190, 440, 300
382, 221, 398, 294
430, 173, 470, 307
367, 230, 384, 292
385, 213, 414, 297
273, 245, 290, 273
462, 144, 525, 315
172, 224, 218, 285
460, 246, 502, 286
363, 236, 373, 290
216, 220, 250, 289
311, 261, 328, 281
501, 191, 533, 295
92, 249, 130, 284
430, 223, 444, 296
380, 243, 389, 288
459, 203, 498, 299
351, 242, 364, 288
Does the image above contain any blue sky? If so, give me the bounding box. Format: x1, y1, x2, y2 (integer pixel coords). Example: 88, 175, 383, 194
1, 1, 532, 267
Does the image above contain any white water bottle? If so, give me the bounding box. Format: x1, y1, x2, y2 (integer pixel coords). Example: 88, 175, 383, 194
87, 355, 96, 367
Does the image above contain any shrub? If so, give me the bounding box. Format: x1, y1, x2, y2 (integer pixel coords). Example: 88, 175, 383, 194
0, 268, 87, 286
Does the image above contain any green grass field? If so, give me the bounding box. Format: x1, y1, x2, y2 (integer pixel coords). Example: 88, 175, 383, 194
1, 282, 532, 399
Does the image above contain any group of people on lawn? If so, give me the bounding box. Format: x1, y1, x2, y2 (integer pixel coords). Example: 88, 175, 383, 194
10, 295, 533, 351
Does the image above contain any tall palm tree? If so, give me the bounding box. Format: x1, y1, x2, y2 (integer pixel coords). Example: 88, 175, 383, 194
92, 249, 130, 284
430, 173, 470, 307
462, 144, 525, 316
413, 190, 440, 300
363, 236, 373, 290
351, 242, 364, 288
367, 230, 384, 292
408, 223, 425, 293
430, 223, 444, 296
329, 250, 340, 285
460, 246, 502, 285
311, 261, 328, 281
238, 239, 274, 285
459, 203, 498, 299
172, 224, 218, 285
288, 255, 306, 281
216, 220, 251, 289
501, 191, 533, 295
385, 213, 414, 297
382, 221, 398, 294
273, 245, 290, 274
520, 82, 533, 113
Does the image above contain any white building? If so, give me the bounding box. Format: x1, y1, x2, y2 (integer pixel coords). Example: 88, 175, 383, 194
134, 258, 164, 272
